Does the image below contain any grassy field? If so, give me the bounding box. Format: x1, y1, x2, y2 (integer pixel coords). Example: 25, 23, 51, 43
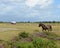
0, 23, 60, 41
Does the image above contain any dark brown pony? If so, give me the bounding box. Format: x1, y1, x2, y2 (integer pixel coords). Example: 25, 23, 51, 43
39, 23, 52, 31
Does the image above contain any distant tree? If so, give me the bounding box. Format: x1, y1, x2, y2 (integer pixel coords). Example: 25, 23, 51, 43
52, 21, 56, 23
0, 21, 3, 23
28, 21, 30, 23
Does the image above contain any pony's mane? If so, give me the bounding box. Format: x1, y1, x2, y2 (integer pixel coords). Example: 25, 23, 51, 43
40, 23, 46, 26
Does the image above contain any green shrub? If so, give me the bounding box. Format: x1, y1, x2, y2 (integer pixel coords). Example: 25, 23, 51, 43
47, 40, 57, 48
32, 38, 57, 48
12, 38, 57, 48
19, 32, 29, 38
13, 42, 34, 48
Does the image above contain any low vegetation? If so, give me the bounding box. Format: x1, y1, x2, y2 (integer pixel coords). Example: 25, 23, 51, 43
0, 31, 60, 48
19, 32, 29, 38
0, 23, 60, 48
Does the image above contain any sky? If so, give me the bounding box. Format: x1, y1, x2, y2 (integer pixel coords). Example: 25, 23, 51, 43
0, 0, 60, 22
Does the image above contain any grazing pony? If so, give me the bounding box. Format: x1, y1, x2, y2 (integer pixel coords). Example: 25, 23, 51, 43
38, 23, 52, 31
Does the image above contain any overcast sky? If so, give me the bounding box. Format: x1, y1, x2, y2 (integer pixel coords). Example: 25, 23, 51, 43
0, 0, 60, 22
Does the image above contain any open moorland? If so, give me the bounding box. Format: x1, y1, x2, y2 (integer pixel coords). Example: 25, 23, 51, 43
0, 23, 60, 41
0, 22, 60, 48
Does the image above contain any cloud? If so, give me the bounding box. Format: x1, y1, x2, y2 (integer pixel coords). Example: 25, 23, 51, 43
0, 0, 53, 15
26, 10, 40, 18
0, 0, 22, 3
0, 0, 59, 22
0, 0, 40, 16
57, 5, 60, 8
25, 0, 39, 7
0, 0, 24, 15
25, 0, 53, 8
0, 3, 15, 15
0, 0, 24, 6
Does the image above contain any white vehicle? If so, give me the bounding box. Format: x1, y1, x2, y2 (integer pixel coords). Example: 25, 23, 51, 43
11, 21, 16, 24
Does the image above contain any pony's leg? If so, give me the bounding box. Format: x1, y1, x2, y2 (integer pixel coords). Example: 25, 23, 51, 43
48, 30, 50, 32
43, 29, 46, 32
48, 29, 51, 32
42, 29, 45, 32
50, 28, 52, 31
41, 28, 43, 31
45, 29, 49, 32
46, 29, 49, 32
48, 28, 51, 31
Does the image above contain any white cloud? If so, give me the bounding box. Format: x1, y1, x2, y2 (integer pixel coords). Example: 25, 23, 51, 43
26, 10, 40, 18
0, 0, 21, 2
57, 5, 60, 8
25, 0, 53, 8
0, 0, 23, 6
0, 6, 15, 15
0, 0, 23, 15
25, 0, 39, 7
0, 0, 53, 18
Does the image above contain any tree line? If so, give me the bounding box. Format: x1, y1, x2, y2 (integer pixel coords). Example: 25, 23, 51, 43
0, 21, 60, 23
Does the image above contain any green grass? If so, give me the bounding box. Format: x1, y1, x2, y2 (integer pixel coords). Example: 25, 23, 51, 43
0, 23, 60, 48
0, 23, 60, 41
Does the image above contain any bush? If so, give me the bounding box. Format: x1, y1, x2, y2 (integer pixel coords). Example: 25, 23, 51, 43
8, 32, 58, 48
32, 38, 57, 48
19, 32, 29, 38
13, 42, 34, 48
11, 37, 57, 48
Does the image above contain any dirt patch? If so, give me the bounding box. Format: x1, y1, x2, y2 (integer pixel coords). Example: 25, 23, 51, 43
0, 28, 19, 32
32, 32, 60, 41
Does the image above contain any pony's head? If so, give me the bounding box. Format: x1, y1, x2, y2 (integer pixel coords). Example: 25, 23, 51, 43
38, 23, 43, 27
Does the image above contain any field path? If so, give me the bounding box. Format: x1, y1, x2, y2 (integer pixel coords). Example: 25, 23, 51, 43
0, 28, 19, 32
